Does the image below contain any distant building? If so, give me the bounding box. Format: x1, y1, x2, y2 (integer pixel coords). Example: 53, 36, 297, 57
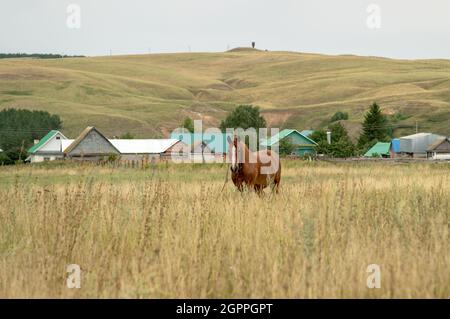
109, 138, 180, 161
364, 142, 391, 158
64, 126, 180, 162
427, 137, 450, 160
169, 132, 232, 162
390, 138, 400, 158
26, 130, 74, 163
64, 127, 120, 161
398, 133, 446, 158
260, 129, 317, 156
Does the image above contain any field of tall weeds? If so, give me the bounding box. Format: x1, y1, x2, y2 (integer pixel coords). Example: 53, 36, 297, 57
0, 161, 449, 298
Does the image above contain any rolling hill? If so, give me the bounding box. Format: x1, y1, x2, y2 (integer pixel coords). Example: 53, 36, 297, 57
1, 48, 450, 139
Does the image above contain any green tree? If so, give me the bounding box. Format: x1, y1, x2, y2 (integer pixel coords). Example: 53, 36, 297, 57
278, 138, 295, 157
358, 102, 388, 150
0, 108, 62, 164
220, 105, 266, 132
330, 111, 349, 122
181, 117, 195, 133
310, 122, 356, 158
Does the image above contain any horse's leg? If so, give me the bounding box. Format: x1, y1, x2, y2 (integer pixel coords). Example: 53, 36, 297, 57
272, 174, 280, 194
254, 184, 264, 197
273, 180, 280, 194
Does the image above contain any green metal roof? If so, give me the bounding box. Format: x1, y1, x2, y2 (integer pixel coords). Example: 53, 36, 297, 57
28, 130, 59, 154
364, 142, 391, 157
261, 129, 318, 147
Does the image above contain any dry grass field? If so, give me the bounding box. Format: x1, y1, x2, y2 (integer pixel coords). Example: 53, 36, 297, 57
1, 50, 450, 138
0, 160, 449, 298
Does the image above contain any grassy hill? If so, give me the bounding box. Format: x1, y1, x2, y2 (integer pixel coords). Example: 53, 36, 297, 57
1, 49, 450, 138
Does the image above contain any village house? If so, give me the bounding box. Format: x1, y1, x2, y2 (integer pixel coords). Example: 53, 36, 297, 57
26, 130, 74, 163
260, 129, 317, 157
169, 132, 232, 162
27, 127, 181, 163
427, 137, 450, 160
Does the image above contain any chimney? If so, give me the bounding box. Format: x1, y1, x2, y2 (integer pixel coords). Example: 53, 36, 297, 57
326, 131, 331, 145
34, 139, 39, 145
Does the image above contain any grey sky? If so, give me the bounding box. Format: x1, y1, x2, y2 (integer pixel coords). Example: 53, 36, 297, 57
1, 0, 449, 59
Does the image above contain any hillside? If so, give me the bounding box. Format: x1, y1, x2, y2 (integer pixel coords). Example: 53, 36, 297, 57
1, 50, 450, 138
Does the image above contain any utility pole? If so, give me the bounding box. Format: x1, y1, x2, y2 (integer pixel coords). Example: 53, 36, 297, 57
326, 131, 332, 145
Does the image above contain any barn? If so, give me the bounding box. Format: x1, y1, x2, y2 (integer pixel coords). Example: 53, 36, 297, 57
261, 129, 317, 157
64, 127, 120, 161
398, 133, 445, 158
427, 137, 450, 160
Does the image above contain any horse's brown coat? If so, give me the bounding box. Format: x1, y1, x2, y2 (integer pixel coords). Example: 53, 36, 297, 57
228, 136, 281, 194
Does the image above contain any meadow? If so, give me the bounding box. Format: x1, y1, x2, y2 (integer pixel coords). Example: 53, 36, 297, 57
0, 160, 449, 298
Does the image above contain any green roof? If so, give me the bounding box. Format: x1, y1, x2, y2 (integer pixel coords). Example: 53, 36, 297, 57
364, 142, 391, 157
261, 129, 317, 147
28, 130, 59, 154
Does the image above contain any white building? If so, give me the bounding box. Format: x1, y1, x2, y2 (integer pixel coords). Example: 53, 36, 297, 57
28, 127, 183, 163
26, 130, 74, 163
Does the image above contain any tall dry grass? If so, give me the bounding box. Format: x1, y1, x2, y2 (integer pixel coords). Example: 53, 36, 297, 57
0, 161, 449, 298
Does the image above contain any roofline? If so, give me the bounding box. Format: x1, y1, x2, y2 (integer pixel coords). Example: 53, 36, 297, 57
64, 126, 120, 155
163, 139, 181, 152
28, 130, 68, 154
364, 142, 392, 156
263, 129, 318, 146
426, 137, 450, 151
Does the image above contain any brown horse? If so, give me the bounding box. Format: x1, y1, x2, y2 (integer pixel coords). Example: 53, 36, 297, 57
227, 136, 281, 194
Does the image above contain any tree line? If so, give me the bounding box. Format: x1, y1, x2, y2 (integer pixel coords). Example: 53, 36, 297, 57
0, 53, 85, 59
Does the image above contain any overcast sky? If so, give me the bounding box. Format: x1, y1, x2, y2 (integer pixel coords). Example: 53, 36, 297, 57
1, 0, 449, 59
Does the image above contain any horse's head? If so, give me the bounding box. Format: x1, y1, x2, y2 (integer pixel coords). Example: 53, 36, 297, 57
227, 135, 242, 173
